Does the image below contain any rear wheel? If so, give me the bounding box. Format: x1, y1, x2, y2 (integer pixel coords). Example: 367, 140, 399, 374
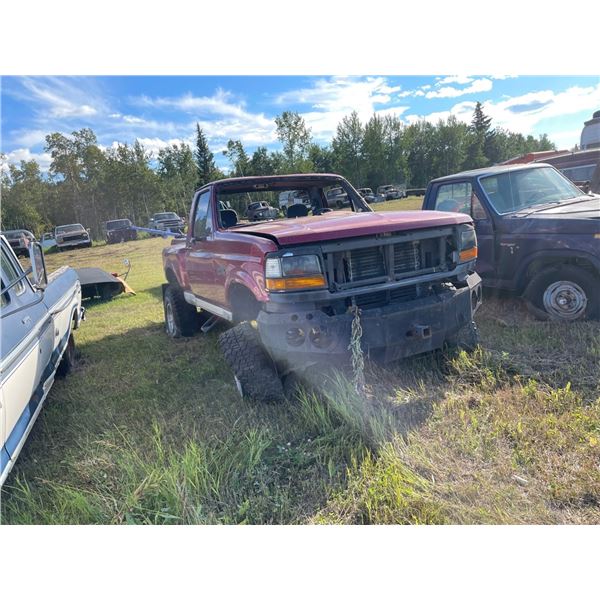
524, 265, 599, 321
219, 321, 285, 403
163, 285, 202, 337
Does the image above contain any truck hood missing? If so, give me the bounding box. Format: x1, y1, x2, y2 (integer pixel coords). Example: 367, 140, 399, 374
233, 210, 472, 246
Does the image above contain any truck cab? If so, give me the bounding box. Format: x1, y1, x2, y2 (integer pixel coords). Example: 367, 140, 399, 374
422, 163, 600, 321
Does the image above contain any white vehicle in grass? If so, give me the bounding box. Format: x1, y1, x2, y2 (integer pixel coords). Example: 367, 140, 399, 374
0, 235, 84, 487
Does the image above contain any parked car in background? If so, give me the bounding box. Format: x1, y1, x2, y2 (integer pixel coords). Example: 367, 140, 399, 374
41, 232, 56, 251
326, 186, 350, 207
162, 173, 482, 403
245, 201, 279, 221
54, 224, 92, 251
357, 188, 377, 203
1, 230, 35, 257
405, 188, 427, 197
105, 218, 137, 244
0, 234, 84, 487
377, 185, 405, 201
148, 212, 185, 234
422, 163, 600, 321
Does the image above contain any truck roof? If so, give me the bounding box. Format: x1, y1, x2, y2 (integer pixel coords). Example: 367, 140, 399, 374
430, 163, 550, 184
199, 173, 347, 192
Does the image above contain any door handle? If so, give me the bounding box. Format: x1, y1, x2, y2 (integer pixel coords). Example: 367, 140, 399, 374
21, 316, 32, 325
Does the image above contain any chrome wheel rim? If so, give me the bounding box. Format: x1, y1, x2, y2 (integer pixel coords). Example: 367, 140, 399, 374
543, 280, 587, 321
165, 299, 176, 335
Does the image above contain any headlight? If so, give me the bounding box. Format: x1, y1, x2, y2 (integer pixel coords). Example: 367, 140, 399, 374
458, 225, 478, 262
265, 254, 326, 291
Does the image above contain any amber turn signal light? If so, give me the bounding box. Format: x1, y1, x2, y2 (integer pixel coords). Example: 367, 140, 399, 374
266, 275, 327, 291
459, 247, 478, 262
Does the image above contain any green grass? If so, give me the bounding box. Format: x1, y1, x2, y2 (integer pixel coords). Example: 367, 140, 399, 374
1, 237, 599, 524
372, 195, 423, 211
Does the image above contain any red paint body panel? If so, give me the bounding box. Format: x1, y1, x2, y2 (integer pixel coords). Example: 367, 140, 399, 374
229, 210, 471, 246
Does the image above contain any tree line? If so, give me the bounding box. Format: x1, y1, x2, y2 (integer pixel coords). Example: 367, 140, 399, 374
1, 102, 555, 238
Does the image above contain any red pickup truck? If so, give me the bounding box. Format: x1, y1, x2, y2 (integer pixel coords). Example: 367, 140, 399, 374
162, 174, 482, 401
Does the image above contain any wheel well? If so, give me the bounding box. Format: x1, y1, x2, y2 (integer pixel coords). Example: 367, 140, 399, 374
520, 256, 599, 293
165, 267, 179, 286
228, 284, 260, 323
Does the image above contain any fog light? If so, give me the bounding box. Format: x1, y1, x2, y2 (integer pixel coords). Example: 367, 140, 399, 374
286, 327, 305, 347
309, 326, 332, 349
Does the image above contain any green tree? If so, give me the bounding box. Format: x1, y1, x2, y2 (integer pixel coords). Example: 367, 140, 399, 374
274, 111, 312, 172
248, 146, 276, 176
194, 124, 217, 187
431, 116, 468, 177
464, 102, 493, 169
332, 111, 364, 185
0, 160, 48, 235
223, 139, 250, 177
362, 114, 387, 190
158, 143, 198, 216
308, 144, 334, 173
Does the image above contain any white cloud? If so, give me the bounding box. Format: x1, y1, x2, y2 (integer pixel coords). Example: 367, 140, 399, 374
9, 128, 48, 147
275, 76, 400, 115
2, 147, 52, 171
404, 83, 600, 146
425, 78, 493, 99
131, 89, 276, 145
436, 76, 474, 86
273, 76, 408, 140
17, 77, 105, 119
129, 137, 191, 157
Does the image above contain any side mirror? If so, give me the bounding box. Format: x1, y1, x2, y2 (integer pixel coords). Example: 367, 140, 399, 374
29, 242, 48, 290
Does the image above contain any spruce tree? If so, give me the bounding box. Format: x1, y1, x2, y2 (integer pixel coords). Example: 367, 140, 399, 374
194, 123, 216, 187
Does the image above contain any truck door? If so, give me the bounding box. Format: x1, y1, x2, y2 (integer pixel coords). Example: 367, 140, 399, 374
0, 246, 51, 460
186, 189, 217, 302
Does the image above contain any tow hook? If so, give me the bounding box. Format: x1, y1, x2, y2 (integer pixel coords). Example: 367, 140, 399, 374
407, 324, 432, 339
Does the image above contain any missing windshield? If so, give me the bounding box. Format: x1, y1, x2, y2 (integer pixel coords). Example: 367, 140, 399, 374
216, 180, 368, 228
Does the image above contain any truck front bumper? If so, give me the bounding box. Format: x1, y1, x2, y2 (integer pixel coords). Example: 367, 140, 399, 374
57, 239, 90, 249
257, 273, 482, 368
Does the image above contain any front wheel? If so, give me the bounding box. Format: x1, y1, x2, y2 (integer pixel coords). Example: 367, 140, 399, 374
218, 322, 285, 403
524, 266, 599, 321
445, 320, 479, 352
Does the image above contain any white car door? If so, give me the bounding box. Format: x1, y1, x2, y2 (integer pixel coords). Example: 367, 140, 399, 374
0, 246, 53, 464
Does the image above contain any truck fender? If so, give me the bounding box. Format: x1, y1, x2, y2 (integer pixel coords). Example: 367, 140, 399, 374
514, 249, 600, 293
164, 254, 188, 290
225, 269, 268, 305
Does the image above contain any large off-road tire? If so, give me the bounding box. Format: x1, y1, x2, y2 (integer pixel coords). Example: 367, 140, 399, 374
524, 265, 599, 322
163, 285, 202, 338
446, 320, 479, 352
218, 321, 285, 403
56, 333, 76, 378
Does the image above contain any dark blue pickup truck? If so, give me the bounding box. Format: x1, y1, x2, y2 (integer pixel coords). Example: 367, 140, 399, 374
422, 163, 600, 321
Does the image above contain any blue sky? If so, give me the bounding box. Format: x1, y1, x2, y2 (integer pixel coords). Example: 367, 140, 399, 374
1, 75, 599, 172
